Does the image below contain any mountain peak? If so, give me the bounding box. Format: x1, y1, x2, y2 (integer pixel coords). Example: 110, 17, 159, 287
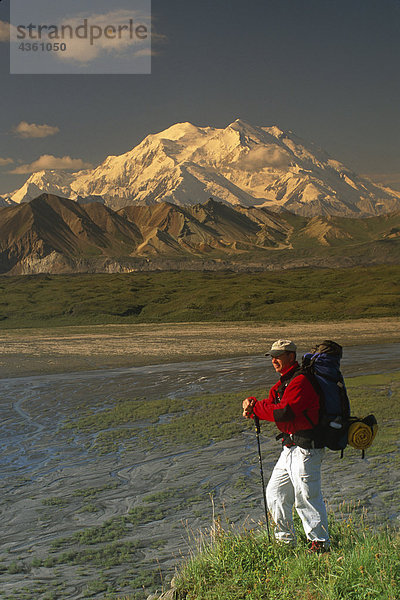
228, 119, 288, 142
5, 120, 400, 217
230, 117, 255, 128
154, 121, 205, 142
228, 118, 264, 135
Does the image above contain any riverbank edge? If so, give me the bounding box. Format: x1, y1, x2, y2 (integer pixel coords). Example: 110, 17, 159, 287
0, 318, 399, 379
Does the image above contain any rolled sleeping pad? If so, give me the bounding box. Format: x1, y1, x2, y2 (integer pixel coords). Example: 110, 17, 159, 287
348, 415, 378, 450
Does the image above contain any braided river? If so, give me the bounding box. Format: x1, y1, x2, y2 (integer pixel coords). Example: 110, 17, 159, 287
0, 342, 399, 599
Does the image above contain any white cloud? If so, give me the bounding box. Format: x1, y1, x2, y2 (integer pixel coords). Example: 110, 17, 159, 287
0, 158, 14, 167
10, 155, 92, 174
13, 121, 60, 139
51, 9, 151, 64
238, 146, 291, 170
0, 20, 11, 42
134, 47, 152, 57
0, 20, 20, 42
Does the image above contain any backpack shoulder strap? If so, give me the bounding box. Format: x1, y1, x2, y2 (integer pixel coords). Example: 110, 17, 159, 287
298, 366, 324, 428
273, 365, 302, 403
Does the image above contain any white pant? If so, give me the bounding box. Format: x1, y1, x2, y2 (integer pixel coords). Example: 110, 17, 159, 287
266, 445, 329, 544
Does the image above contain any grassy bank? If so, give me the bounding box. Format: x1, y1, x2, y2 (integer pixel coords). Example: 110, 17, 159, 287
0, 265, 399, 328
172, 512, 399, 600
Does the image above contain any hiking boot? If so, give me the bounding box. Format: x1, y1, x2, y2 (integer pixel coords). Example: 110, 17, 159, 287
307, 540, 330, 554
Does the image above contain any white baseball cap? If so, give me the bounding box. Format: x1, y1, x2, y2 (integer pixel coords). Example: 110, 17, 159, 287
265, 339, 297, 357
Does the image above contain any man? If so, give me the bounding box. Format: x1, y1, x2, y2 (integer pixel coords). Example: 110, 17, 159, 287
242, 339, 329, 552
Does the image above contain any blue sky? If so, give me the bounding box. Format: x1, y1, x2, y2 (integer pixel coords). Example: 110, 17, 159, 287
0, 0, 399, 194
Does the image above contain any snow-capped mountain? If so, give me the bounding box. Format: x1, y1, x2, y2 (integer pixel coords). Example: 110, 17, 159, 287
3, 119, 400, 216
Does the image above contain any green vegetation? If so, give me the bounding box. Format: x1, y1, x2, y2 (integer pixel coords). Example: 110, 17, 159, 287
78, 502, 100, 513
64, 396, 189, 453
173, 512, 400, 600
43, 541, 141, 568
72, 483, 119, 498
345, 373, 400, 456
64, 390, 249, 453
49, 487, 211, 557
65, 372, 400, 457
0, 265, 399, 328
42, 496, 69, 507
7, 560, 26, 574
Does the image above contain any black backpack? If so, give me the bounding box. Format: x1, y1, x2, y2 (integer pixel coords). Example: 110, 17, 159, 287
302, 340, 377, 457
302, 340, 350, 453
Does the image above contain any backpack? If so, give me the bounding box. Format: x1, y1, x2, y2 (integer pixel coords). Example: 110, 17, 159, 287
301, 340, 377, 457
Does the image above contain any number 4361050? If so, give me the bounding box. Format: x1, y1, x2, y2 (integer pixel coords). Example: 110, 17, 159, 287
18, 42, 67, 51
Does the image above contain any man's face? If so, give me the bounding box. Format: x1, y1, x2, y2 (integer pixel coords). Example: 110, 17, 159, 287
271, 351, 296, 374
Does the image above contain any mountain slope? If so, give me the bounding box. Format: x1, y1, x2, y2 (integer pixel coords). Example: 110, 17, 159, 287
0, 194, 142, 273
119, 198, 292, 255
0, 194, 400, 274
3, 120, 400, 217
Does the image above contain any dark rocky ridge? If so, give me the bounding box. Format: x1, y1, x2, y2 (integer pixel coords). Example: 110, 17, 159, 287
0, 193, 399, 275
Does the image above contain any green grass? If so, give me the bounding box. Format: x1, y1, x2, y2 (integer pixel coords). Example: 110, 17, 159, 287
72, 482, 119, 498
42, 496, 69, 507
0, 265, 399, 328
172, 512, 399, 600
63, 390, 249, 453
42, 541, 141, 568
345, 372, 400, 456
64, 372, 400, 457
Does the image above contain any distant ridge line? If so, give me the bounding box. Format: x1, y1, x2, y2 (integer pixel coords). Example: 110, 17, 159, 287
0, 193, 399, 275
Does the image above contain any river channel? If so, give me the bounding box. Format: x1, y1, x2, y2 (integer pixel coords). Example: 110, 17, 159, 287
0, 344, 399, 599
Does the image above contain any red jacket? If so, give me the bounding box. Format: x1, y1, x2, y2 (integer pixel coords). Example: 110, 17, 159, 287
253, 362, 320, 436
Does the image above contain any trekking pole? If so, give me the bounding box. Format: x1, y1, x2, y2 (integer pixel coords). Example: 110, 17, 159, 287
253, 415, 271, 542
